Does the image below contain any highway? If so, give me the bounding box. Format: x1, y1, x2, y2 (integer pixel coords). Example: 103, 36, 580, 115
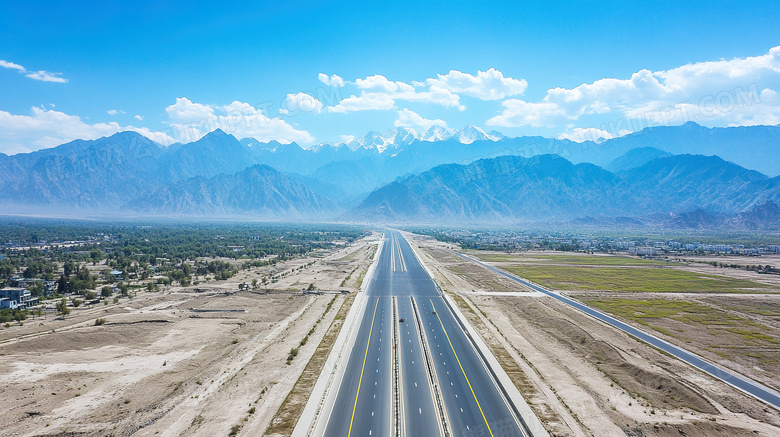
322, 231, 530, 437
453, 251, 780, 411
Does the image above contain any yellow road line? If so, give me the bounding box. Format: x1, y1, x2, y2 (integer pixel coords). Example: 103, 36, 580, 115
348, 298, 380, 437
430, 299, 494, 437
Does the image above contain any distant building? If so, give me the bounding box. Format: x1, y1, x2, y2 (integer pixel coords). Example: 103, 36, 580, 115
0, 297, 15, 309
0, 288, 37, 309
632, 247, 657, 256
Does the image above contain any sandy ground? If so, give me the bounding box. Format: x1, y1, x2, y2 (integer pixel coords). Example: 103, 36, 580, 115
0, 232, 381, 437
406, 233, 780, 437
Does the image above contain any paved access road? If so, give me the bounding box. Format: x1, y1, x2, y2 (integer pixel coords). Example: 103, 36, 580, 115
453, 251, 780, 411
323, 231, 529, 437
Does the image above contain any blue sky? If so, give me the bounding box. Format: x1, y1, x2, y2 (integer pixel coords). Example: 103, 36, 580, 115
1, 0, 779, 153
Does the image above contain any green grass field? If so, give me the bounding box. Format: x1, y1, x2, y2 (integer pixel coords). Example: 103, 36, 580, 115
579, 297, 780, 348
472, 252, 668, 266
501, 264, 769, 293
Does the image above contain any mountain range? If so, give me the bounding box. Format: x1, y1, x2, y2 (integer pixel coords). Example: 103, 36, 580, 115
352, 153, 780, 225
1, 122, 779, 228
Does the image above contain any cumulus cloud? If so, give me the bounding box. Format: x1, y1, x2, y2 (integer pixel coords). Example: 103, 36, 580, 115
163, 98, 314, 144
355, 74, 404, 92
487, 100, 569, 127
134, 114, 144, 121
394, 108, 447, 129
0, 106, 174, 154
487, 46, 780, 131
0, 95, 316, 154
107, 109, 126, 115
426, 68, 527, 100
279, 92, 323, 115
0, 59, 68, 83
165, 97, 215, 121
328, 92, 397, 113
318, 73, 345, 87
328, 74, 464, 113
326, 69, 526, 114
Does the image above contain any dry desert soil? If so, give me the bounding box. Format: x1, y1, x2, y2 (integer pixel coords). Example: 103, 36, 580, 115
405, 232, 780, 437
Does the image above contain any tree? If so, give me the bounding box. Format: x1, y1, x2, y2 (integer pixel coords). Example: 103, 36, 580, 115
252, 279, 258, 289
56, 298, 70, 317
57, 275, 67, 293
101, 286, 112, 298
28, 282, 45, 297
72, 299, 82, 308
63, 261, 76, 277
90, 249, 103, 265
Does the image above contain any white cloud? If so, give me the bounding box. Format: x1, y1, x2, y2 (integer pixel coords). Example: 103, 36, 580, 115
107, 109, 126, 115
328, 93, 397, 113
0, 59, 68, 83
0, 60, 25, 71
488, 46, 780, 130
339, 134, 356, 142
279, 92, 323, 115
25, 71, 67, 83
326, 69, 526, 114
0, 106, 174, 154
355, 74, 402, 92
394, 108, 447, 129
486, 100, 569, 127
398, 85, 464, 110
134, 114, 144, 121
328, 74, 463, 113
0, 96, 316, 155
426, 68, 527, 100
165, 97, 215, 121
318, 73, 345, 87
164, 99, 315, 144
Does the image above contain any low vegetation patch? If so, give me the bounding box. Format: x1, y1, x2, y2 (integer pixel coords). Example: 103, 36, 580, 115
502, 264, 769, 293
474, 252, 668, 266
579, 297, 780, 369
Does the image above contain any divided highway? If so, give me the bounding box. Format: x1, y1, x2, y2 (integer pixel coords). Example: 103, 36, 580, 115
320, 231, 534, 437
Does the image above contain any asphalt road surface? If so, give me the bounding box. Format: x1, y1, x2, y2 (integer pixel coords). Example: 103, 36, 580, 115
323, 231, 528, 436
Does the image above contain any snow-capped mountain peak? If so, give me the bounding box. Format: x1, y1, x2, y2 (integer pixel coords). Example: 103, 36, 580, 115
456, 124, 503, 144
420, 125, 455, 142
329, 125, 502, 152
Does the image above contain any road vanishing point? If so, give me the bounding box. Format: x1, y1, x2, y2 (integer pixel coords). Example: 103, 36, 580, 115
311, 230, 541, 437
